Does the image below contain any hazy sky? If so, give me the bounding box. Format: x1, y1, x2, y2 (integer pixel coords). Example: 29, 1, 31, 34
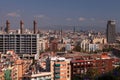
0, 0, 120, 31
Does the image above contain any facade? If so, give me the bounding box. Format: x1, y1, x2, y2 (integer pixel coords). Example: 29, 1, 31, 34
31, 72, 51, 80
39, 38, 49, 52
12, 59, 32, 80
71, 59, 94, 79
106, 20, 116, 43
0, 72, 4, 80
2, 50, 32, 80
57, 43, 65, 51
89, 44, 99, 52
81, 39, 91, 52
0, 34, 39, 58
22, 72, 51, 80
50, 40, 58, 51
65, 44, 71, 51
51, 57, 71, 80
71, 53, 114, 79
62, 38, 71, 44
92, 37, 107, 44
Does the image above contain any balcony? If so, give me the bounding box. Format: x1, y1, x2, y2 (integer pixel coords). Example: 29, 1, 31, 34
55, 75, 60, 79
55, 64, 60, 67
55, 71, 60, 74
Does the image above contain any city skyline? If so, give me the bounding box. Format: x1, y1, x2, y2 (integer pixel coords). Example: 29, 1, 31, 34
0, 0, 120, 31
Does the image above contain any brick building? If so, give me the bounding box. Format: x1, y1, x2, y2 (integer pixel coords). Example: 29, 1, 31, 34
65, 52, 114, 79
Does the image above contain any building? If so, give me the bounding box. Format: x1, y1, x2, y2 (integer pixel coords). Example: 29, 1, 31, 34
81, 39, 91, 52
70, 53, 114, 79
0, 72, 4, 80
65, 43, 71, 51
0, 34, 39, 59
106, 20, 116, 43
22, 72, 51, 80
12, 59, 32, 80
0, 50, 32, 80
89, 44, 99, 52
31, 72, 51, 80
5, 20, 10, 34
92, 37, 107, 44
50, 40, 58, 51
33, 20, 37, 34
39, 38, 49, 52
51, 57, 71, 80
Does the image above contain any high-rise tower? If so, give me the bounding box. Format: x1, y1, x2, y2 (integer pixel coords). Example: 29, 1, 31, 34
106, 20, 116, 43
6, 20, 10, 33
33, 20, 37, 34
20, 20, 24, 34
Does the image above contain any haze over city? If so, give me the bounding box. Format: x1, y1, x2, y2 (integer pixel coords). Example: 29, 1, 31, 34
1, 0, 120, 80
0, 0, 120, 31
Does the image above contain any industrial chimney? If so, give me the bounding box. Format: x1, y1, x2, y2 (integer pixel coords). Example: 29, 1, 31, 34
20, 20, 24, 34
6, 20, 10, 33
33, 20, 37, 34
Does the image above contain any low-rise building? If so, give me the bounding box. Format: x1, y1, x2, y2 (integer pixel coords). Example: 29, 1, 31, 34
31, 72, 51, 80
70, 53, 114, 79
89, 44, 99, 52
92, 37, 107, 44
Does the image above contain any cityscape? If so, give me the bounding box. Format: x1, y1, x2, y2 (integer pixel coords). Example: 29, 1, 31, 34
0, 0, 120, 80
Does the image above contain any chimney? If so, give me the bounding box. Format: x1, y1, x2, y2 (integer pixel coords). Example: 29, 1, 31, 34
33, 20, 37, 34
20, 20, 24, 34
1, 27, 3, 31
6, 20, 10, 33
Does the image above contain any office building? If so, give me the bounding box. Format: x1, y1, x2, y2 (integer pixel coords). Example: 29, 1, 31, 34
0, 34, 39, 58
106, 20, 116, 43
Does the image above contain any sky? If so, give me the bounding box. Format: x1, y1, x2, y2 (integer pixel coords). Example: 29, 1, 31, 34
0, 0, 120, 31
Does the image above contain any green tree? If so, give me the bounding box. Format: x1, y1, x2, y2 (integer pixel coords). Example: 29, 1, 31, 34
85, 68, 99, 80
4, 69, 12, 80
97, 66, 120, 80
73, 45, 81, 52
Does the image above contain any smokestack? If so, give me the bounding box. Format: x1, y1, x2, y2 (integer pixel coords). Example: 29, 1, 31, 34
20, 20, 24, 34
6, 20, 10, 33
1, 27, 3, 31
33, 20, 37, 34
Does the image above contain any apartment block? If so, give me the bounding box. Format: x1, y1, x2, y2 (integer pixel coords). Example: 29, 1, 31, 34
11, 59, 32, 80
51, 57, 71, 80
0, 72, 4, 80
70, 53, 114, 79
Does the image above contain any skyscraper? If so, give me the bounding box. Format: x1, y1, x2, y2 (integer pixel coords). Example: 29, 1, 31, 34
20, 20, 24, 34
106, 20, 116, 43
33, 20, 37, 34
6, 20, 10, 33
